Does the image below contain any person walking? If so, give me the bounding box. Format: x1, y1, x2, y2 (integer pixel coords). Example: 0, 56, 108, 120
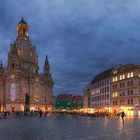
39, 110, 42, 118
3, 111, 7, 119
121, 111, 125, 123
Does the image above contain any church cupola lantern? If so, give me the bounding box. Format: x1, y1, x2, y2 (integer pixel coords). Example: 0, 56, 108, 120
16, 17, 28, 36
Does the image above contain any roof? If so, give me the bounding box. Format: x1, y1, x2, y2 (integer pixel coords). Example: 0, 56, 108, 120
91, 68, 113, 84
112, 64, 140, 74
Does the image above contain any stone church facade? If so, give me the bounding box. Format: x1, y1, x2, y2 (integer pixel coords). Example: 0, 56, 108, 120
0, 17, 54, 112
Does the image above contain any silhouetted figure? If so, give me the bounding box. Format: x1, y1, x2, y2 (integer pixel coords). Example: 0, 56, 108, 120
39, 110, 42, 118
121, 111, 125, 123
3, 112, 7, 118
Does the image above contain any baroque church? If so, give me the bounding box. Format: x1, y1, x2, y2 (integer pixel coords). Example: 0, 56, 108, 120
0, 17, 54, 112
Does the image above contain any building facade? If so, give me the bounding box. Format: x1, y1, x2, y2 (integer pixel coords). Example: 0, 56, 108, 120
84, 64, 140, 116
90, 69, 112, 111
111, 64, 140, 116
0, 17, 54, 112
83, 82, 91, 108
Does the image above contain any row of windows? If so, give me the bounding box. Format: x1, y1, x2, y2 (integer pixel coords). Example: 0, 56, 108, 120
112, 80, 134, 90
17, 48, 33, 57
112, 90, 134, 97
92, 79, 109, 89
113, 72, 133, 82
92, 102, 109, 107
92, 94, 109, 101
93, 87, 110, 95
113, 99, 133, 106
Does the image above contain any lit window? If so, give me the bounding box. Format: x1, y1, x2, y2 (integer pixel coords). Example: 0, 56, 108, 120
113, 77, 118, 82
122, 74, 125, 79
115, 92, 118, 97
112, 92, 114, 97
112, 92, 118, 97
120, 75, 122, 80
127, 73, 130, 78
113, 70, 118, 74
113, 77, 115, 82
131, 72, 133, 77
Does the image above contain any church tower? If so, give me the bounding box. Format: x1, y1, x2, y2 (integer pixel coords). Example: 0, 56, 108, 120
0, 17, 54, 112
8, 17, 39, 74
44, 55, 53, 82
0, 61, 4, 73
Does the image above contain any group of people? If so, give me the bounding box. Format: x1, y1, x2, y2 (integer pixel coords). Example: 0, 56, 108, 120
39, 110, 52, 118
0, 111, 9, 119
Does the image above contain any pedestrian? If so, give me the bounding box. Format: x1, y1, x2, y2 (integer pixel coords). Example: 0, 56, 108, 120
44, 111, 48, 117
39, 110, 42, 118
3, 111, 7, 119
117, 112, 120, 119
121, 111, 125, 123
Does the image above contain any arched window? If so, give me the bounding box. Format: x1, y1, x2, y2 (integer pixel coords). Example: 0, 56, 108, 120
128, 99, 130, 105
10, 83, 16, 101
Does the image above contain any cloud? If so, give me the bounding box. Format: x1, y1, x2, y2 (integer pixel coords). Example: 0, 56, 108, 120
0, 0, 140, 95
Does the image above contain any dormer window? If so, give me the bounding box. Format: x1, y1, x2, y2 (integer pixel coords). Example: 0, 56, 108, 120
30, 51, 33, 57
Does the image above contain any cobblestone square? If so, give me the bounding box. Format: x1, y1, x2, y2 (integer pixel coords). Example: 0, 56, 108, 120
0, 114, 140, 140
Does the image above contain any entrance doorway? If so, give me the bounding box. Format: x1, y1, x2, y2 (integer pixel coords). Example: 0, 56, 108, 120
11, 107, 15, 112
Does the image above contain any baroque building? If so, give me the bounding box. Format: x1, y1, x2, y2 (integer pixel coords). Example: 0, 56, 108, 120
0, 17, 54, 112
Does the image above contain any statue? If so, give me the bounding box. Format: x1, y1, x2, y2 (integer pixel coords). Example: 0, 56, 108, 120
24, 93, 30, 115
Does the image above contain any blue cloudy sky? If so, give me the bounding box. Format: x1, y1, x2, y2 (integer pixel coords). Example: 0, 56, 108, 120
0, 0, 140, 95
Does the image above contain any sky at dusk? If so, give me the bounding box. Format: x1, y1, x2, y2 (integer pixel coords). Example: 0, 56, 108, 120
0, 0, 140, 95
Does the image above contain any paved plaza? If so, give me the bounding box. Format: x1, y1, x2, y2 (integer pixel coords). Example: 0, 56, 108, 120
0, 114, 140, 140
